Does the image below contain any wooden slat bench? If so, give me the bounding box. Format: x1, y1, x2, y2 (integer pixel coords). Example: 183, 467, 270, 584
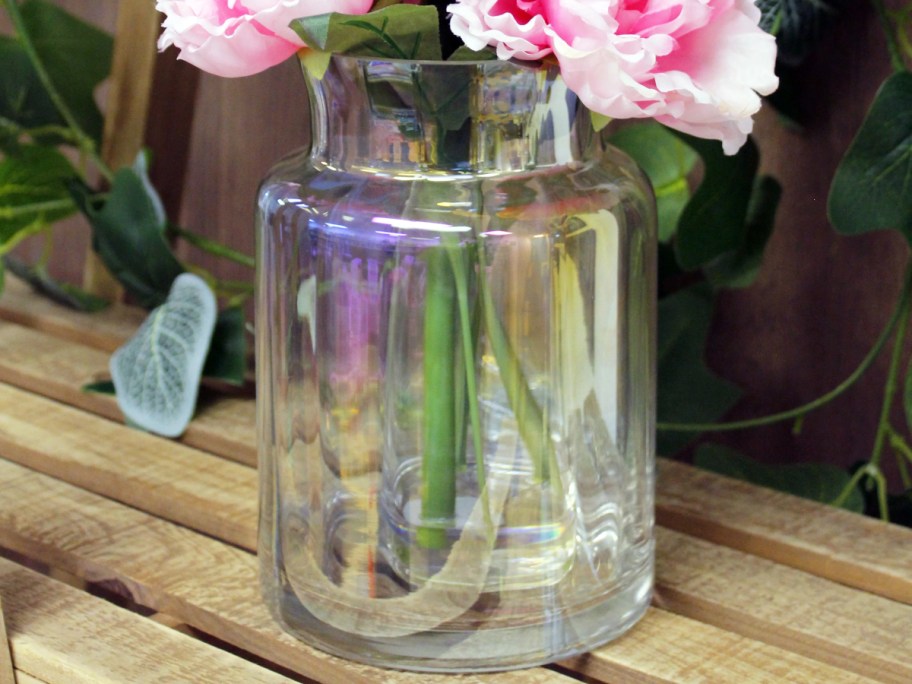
0, 276, 909, 683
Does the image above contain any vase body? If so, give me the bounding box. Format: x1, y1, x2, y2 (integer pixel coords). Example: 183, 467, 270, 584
256, 55, 656, 672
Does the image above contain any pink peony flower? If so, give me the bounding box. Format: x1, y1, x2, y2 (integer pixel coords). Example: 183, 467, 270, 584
448, 0, 778, 153
156, 0, 372, 77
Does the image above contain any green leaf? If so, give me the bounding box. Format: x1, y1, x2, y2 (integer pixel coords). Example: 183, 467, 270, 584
447, 46, 497, 61
704, 175, 782, 289
657, 285, 741, 454
82, 380, 115, 395
291, 6, 442, 60
0, 35, 62, 137
3, 255, 109, 312
70, 168, 184, 309
202, 307, 248, 386
110, 273, 217, 437
0, 144, 76, 253
18, 0, 113, 143
673, 134, 759, 270
609, 122, 698, 242
694, 443, 865, 513
828, 72, 912, 243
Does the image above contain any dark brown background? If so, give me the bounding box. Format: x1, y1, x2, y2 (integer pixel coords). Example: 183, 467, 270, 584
5, 2, 906, 477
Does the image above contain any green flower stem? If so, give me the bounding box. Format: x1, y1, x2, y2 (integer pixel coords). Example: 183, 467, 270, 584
418, 246, 459, 549
887, 425, 912, 489
832, 462, 889, 520
2, 0, 113, 182
658, 262, 912, 434
476, 240, 552, 482
171, 225, 256, 269
445, 238, 492, 531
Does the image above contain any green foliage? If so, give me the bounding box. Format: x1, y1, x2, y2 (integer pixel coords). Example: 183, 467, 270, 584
0, 35, 61, 144
203, 307, 248, 386
704, 175, 782, 289
13, 0, 112, 143
828, 72, 912, 242
673, 134, 760, 270
757, 0, 845, 66
3, 255, 108, 312
82, 380, 115, 395
695, 443, 865, 512
70, 168, 184, 309
609, 122, 698, 242
657, 285, 741, 455
0, 144, 76, 257
291, 5, 442, 60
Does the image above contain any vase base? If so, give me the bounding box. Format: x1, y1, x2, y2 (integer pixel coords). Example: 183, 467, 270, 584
266, 557, 653, 673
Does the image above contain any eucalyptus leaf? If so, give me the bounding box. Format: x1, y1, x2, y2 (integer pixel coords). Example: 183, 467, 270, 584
70, 168, 184, 309
291, 6, 442, 61
3, 255, 108, 312
110, 273, 217, 438
609, 122, 698, 242
673, 134, 759, 270
202, 307, 248, 386
657, 285, 741, 454
704, 175, 781, 289
0, 144, 76, 254
16, 0, 112, 143
695, 443, 865, 513
828, 72, 912, 242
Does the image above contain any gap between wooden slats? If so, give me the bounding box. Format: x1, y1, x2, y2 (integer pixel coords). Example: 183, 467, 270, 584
0, 320, 255, 467
0, 459, 904, 683
0, 556, 294, 683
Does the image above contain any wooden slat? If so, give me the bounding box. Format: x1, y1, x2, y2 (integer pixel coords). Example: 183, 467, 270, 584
656, 458, 912, 605
0, 556, 293, 683
655, 527, 912, 684
0, 596, 12, 684
0, 278, 142, 352
0, 459, 569, 684
0, 383, 257, 551
560, 607, 875, 684
0, 320, 256, 466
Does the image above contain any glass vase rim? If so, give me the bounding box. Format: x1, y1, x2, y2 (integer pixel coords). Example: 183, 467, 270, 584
299, 52, 552, 71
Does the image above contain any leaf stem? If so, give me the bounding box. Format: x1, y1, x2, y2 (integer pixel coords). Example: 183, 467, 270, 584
2, 0, 113, 182
171, 225, 256, 269
658, 262, 912, 433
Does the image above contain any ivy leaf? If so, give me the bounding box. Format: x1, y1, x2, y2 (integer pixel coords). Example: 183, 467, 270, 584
657, 285, 741, 454
694, 443, 865, 513
3, 255, 108, 312
291, 6, 442, 60
673, 134, 759, 271
110, 273, 217, 437
202, 307, 248, 386
0, 145, 77, 254
0, 36, 62, 141
17, 0, 113, 144
704, 175, 782, 289
609, 122, 698, 242
828, 72, 912, 243
70, 167, 184, 309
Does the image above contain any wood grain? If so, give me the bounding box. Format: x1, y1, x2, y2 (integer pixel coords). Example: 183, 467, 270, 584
0, 383, 257, 551
0, 319, 256, 466
0, 596, 13, 684
0, 459, 570, 684
657, 458, 912, 605
656, 527, 912, 683
560, 607, 875, 684
0, 556, 293, 683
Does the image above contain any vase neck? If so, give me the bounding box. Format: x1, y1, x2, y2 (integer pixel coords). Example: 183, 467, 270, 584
304, 57, 597, 174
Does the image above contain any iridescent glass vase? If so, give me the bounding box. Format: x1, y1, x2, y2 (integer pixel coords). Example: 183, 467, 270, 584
256, 54, 656, 672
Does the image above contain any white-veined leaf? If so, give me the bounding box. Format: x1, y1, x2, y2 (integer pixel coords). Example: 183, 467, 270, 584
110, 273, 217, 437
